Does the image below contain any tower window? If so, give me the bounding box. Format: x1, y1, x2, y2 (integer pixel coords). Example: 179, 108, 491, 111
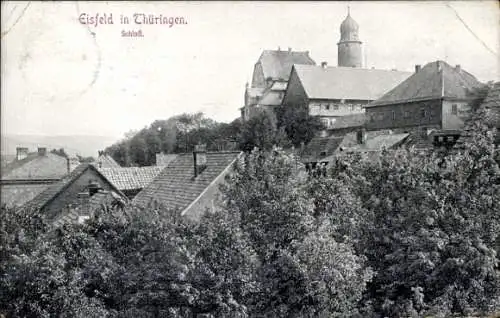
392, 111, 396, 120
403, 111, 410, 118
420, 108, 427, 118
451, 104, 458, 115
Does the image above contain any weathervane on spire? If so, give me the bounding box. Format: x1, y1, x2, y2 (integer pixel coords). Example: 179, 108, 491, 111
347, 5, 350, 16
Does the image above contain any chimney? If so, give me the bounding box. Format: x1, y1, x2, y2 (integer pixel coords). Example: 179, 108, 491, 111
16, 147, 29, 161
356, 128, 367, 145
321, 61, 328, 69
288, 47, 292, 52
66, 157, 71, 174
415, 65, 421, 73
193, 144, 207, 178
455, 64, 461, 72
278, 46, 281, 51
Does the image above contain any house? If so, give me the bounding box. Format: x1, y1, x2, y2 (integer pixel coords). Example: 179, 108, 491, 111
365, 61, 485, 132
282, 63, 412, 132
98, 166, 164, 199
300, 136, 344, 167
241, 48, 316, 121
23, 163, 127, 223
133, 145, 242, 221
92, 151, 121, 168
1, 147, 77, 207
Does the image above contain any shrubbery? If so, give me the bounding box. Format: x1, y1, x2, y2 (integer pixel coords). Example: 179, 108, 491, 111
1, 114, 499, 317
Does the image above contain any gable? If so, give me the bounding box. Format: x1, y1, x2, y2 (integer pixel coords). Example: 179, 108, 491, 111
368, 61, 483, 107
24, 164, 125, 218
133, 152, 241, 213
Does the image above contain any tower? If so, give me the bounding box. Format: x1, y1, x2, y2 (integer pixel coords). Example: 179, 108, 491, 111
337, 7, 363, 68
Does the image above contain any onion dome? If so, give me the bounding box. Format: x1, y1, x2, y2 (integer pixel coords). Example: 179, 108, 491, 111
340, 9, 360, 41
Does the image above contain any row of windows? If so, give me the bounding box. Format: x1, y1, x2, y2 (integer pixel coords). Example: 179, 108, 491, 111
312, 103, 363, 112
369, 108, 436, 122
369, 104, 459, 123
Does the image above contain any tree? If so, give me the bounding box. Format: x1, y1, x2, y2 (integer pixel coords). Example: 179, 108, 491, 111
276, 105, 325, 147
220, 148, 372, 316
239, 112, 290, 152
323, 123, 500, 316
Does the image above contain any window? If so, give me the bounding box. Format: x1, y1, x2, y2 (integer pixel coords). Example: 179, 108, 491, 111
420, 108, 427, 118
333, 104, 339, 110
370, 114, 374, 122
404, 111, 410, 118
325, 104, 330, 110
451, 104, 458, 115
392, 111, 396, 120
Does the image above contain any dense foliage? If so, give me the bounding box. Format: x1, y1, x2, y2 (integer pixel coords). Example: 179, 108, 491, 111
105, 113, 241, 166
276, 104, 325, 147
2, 103, 499, 317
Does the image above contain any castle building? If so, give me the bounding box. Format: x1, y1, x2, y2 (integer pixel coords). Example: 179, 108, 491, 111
337, 7, 363, 68
241, 48, 315, 121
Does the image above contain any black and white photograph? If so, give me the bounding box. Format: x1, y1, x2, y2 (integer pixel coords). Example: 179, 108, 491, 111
1, 1, 499, 317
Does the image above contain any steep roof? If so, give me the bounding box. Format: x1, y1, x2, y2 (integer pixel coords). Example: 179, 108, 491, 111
98, 166, 163, 191
301, 137, 344, 163
368, 61, 484, 107
24, 164, 125, 212
292, 64, 411, 101
258, 50, 316, 81
133, 152, 241, 213
92, 154, 121, 169
1, 152, 68, 180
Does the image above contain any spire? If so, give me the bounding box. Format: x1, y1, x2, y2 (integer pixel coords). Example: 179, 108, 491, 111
347, 5, 350, 16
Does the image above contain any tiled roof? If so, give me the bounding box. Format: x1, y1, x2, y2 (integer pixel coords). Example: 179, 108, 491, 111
1, 152, 69, 180
343, 133, 410, 152
329, 114, 366, 130
258, 50, 316, 81
301, 137, 344, 163
156, 153, 179, 166
133, 152, 241, 212
92, 154, 121, 168
368, 61, 484, 107
98, 166, 163, 191
23, 164, 124, 211
293, 64, 411, 101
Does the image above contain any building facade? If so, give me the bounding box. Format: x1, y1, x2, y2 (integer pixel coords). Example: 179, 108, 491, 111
282, 64, 411, 132
241, 48, 316, 121
365, 61, 484, 132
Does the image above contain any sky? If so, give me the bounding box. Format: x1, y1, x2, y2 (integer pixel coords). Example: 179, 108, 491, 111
2, 1, 499, 139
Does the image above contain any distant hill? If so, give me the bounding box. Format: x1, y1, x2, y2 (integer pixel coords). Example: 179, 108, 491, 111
1, 134, 120, 157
